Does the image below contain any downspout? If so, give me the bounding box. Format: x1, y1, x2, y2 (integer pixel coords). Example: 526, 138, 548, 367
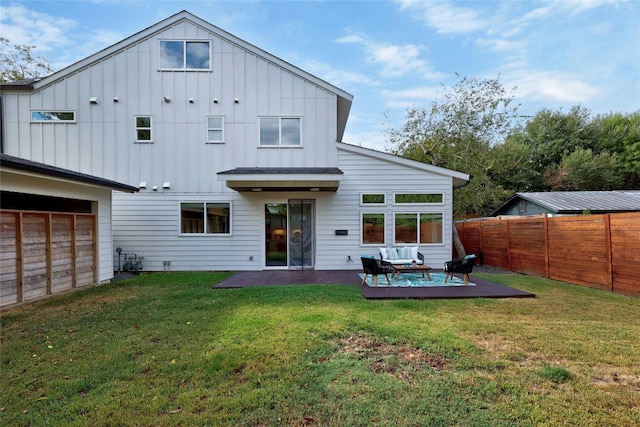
0, 95, 4, 153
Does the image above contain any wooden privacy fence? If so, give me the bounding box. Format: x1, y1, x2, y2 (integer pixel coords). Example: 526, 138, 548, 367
1, 210, 97, 307
456, 212, 640, 297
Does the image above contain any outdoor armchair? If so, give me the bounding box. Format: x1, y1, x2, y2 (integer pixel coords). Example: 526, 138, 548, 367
361, 256, 393, 287
444, 255, 476, 286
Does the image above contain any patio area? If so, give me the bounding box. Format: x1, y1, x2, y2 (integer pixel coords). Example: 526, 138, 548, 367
215, 269, 535, 299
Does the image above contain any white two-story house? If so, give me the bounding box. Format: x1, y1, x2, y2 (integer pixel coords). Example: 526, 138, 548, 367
1, 10, 469, 274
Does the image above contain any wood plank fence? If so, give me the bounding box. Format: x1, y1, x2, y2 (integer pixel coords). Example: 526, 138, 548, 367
456, 212, 640, 297
1, 210, 97, 307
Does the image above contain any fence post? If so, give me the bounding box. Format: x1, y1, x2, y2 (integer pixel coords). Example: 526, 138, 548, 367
505, 218, 512, 271
543, 214, 549, 279
604, 214, 613, 292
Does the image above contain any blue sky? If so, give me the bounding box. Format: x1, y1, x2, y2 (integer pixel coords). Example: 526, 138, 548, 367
2, 0, 639, 150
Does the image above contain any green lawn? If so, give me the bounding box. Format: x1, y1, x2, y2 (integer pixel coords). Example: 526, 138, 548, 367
1, 272, 639, 426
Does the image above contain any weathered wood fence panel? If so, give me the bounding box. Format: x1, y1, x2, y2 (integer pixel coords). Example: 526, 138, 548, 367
456, 212, 640, 297
0, 210, 97, 307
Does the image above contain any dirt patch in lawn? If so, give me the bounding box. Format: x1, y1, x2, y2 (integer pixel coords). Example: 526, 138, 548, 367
333, 333, 448, 381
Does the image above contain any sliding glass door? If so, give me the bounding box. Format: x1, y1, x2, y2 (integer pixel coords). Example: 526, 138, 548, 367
264, 200, 315, 268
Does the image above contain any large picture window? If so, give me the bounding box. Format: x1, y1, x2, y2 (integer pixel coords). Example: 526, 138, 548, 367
259, 117, 301, 146
181, 202, 231, 234
394, 213, 443, 244
362, 213, 385, 245
159, 40, 211, 70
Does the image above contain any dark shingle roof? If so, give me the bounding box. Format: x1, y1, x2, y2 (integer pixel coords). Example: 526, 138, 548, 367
0, 154, 138, 193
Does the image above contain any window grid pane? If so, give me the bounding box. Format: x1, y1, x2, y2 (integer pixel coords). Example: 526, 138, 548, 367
186, 42, 210, 69
395, 213, 417, 244
206, 203, 230, 234
419, 213, 443, 244
362, 213, 385, 245
281, 118, 301, 145
362, 194, 385, 204
181, 203, 205, 233
260, 118, 280, 145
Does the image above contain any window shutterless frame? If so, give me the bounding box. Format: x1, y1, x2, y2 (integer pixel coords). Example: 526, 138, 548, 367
158, 40, 212, 71
259, 117, 301, 146
361, 212, 386, 246
393, 193, 444, 205
360, 193, 386, 206
30, 111, 76, 123
179, 202, 232, 235
134, 115, 152, 143
206, 116, 225, 143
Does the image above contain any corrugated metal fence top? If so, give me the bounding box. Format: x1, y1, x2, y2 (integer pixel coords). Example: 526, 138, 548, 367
518, 191, 640, 213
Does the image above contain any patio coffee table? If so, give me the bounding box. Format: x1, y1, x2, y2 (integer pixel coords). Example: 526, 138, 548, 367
392, 264, 432, 281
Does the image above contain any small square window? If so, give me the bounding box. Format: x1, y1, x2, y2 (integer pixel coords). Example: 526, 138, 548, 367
135, 116, 152, 143
207, 116, 224, 143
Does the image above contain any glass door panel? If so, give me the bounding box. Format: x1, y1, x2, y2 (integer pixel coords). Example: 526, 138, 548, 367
288, 200, 314, 269
265, 203, 287, 267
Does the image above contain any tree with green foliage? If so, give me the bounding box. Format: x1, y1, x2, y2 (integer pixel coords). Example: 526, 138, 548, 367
543, 148, 623, 190
387, 74, 520, 218
0, 37, 53, 82
589, 112, 640, 188
501, 108, 639, 192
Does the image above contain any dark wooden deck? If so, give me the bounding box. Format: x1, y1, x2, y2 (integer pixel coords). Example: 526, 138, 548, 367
215, 270, 535, 299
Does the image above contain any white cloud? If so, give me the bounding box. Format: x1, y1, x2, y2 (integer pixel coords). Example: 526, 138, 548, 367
396, 0, 487, 34
304, 60, 379, 88
505, 70, 601, 103
336, 32, 443, 80
0, 4, 76, 52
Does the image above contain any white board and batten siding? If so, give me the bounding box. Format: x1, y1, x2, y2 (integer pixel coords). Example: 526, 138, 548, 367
312, 145, 457, 270
2, 16, 339, 191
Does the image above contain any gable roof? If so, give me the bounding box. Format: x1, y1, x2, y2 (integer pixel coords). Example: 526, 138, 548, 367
337, 142, 470, 188
10, 10, 353, 142
492, 191, 640, 215
0, 154, 138, 193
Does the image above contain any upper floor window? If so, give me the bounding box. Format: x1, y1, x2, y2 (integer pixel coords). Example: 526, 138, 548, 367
207, 116, 225, 143
159, 40, 211, 70
135, 116, 152, 143
394, 193, 443, 204
31, 111, 75, 122
259, 117, 301, 146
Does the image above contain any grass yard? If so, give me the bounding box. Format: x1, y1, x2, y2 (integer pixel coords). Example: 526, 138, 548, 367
1, 272, 639, 426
